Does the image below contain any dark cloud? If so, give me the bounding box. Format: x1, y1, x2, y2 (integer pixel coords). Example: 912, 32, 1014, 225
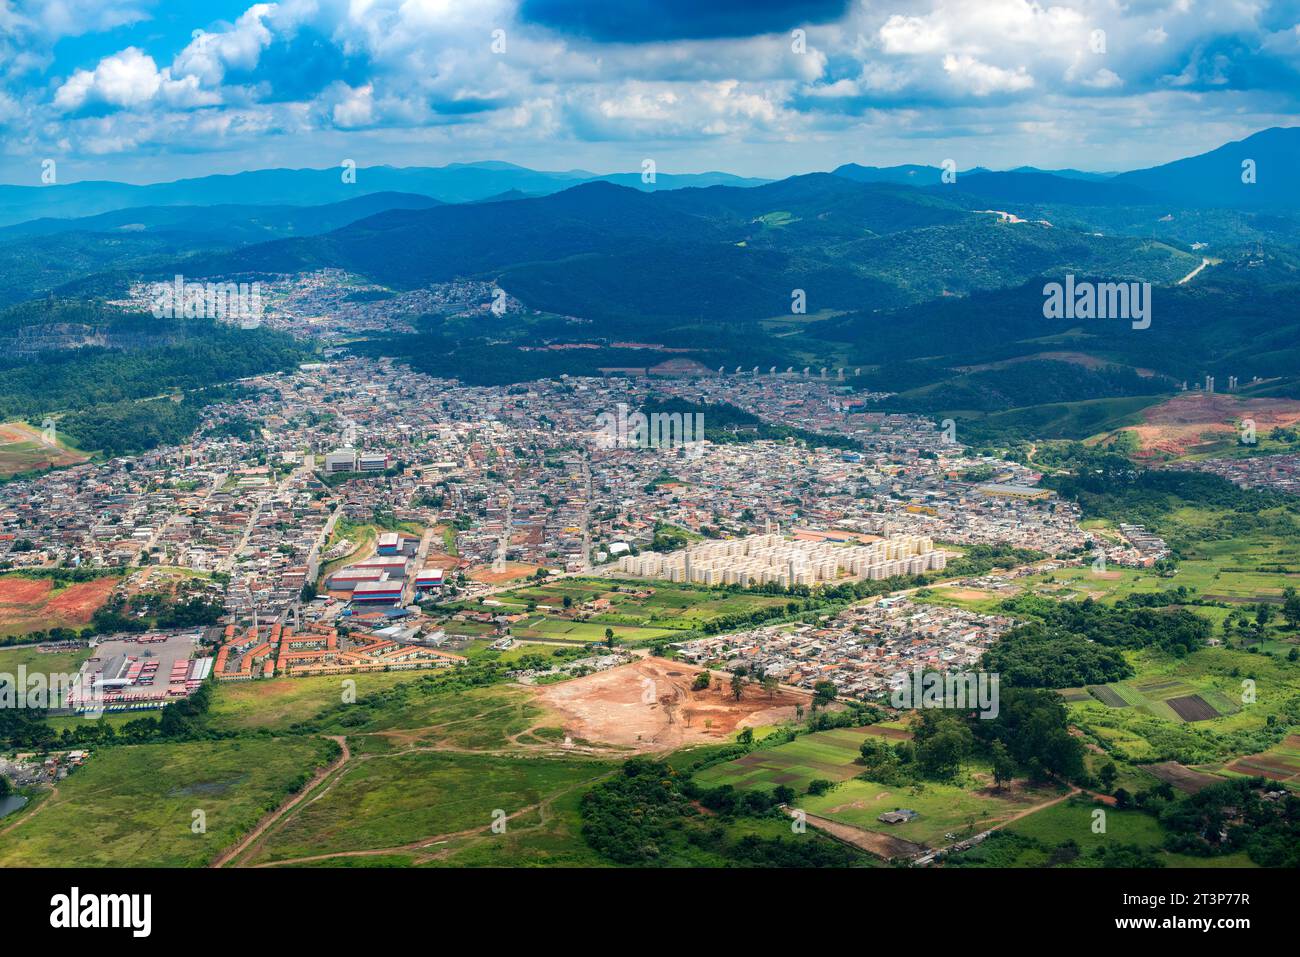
519, 0, 850, 42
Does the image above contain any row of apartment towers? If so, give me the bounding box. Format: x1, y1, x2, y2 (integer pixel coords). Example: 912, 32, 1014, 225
617, 532, 946, 587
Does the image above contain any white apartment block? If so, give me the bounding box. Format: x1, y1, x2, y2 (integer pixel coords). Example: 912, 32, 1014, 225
617, 532, 945, 587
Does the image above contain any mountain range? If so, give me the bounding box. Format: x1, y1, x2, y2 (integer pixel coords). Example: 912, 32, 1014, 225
3, 126, 1300, 435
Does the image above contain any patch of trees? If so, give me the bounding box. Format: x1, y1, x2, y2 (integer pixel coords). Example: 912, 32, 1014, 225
0, 306, 305, 423
996, 594, 1211, 662
579, 758, 863, 867
857, 690, 1086, 787
982, 626, 1133, 688
1045, 467, 1298, 529
1159, 777, 1300, 867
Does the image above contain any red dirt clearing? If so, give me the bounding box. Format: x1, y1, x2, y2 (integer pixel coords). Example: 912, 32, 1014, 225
44, 578, 119, 623
532, 657, 807, 752
0, 577, 53, 604
1122, 393, 1300, 458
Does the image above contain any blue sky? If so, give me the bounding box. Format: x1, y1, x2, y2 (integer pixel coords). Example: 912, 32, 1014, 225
0, 0, 1297, 184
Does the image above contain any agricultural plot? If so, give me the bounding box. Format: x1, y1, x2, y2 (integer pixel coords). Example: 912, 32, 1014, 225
1217, 734, 1300, 787
1057, 687, 1093, 703
1141, 761, 1223, 794
1084, 675, 1239, 723
694, 726, 884, 793
0, 737, 336, 867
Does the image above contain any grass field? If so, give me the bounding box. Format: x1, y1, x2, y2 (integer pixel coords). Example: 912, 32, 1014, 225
208, 669, 438, 733
459, 577, 791, 646
247, 750, 613, 864
0, 737, 335, 867
955, 795, 1258, 868
0, 641, 91, 676
799, 775, 1062, 849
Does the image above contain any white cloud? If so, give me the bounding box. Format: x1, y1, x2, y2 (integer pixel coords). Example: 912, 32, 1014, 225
54, 47, 161, 110
943, 54, 1035, 95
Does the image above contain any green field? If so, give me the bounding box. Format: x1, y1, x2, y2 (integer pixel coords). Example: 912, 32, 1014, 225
453, 577, 792, 645
0, 642, 91, 676
0, 737, 335, 867
208, 669, 439, 733
694, 726, 888, 793
954, 795, 1258, 868
248, 750, 613, 864
799, 775, 1063, 848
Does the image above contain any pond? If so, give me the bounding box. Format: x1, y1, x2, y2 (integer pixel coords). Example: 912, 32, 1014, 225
0, 794, 29, 819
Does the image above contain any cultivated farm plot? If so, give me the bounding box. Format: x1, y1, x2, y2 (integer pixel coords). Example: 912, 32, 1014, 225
1085, 675, 1238, 723
1141, 760, 1222, 794
1218, 734, 1300, 786
694, 726, 885, 792
1057, 687, 1093, 703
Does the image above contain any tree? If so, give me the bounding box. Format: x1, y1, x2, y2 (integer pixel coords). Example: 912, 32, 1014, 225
915, 714, 974, 779
729, 671, 746, 701
1097, 761, 1118, 791
1283, 587, 1300, 629
692, 672, 711, 691
761, 674, 779, 699
812, 681, 836, 710
604, 628, 615, 649
990, 740, 1015, 791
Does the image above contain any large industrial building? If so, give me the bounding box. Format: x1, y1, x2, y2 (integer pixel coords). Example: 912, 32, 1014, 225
616, 532, 946, 587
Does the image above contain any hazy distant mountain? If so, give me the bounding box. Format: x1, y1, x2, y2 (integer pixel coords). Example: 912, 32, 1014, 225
1113, 127, 1300, 209
0, 192, 443, 242
0, 162, 768, 228
831, 163, 992, 186
1007, 166, 1116, 182
936, 171, 1157, 207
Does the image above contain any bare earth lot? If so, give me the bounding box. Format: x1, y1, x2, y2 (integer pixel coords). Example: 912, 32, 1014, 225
0, 575, 117, 635
532, 657, 806, 752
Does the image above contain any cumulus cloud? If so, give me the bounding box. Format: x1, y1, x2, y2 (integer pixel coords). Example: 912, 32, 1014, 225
3, 0, 1299, 171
